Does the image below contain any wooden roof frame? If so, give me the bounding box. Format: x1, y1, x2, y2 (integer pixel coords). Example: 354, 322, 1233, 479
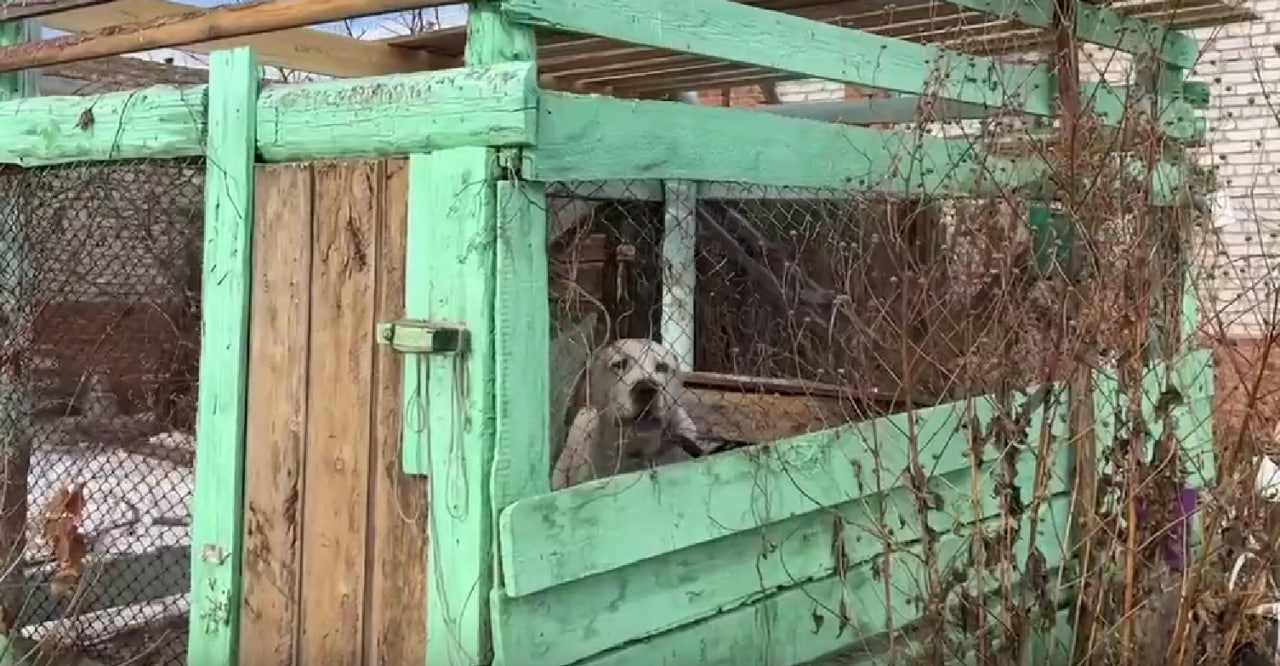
0, 0, 1258, 94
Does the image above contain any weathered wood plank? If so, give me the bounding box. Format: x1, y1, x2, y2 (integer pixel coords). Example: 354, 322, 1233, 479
492, 182, 552, 514
493, 442, 1072, 666
499, 0, 1201, 139
0, 85, 207, 166
942, 0, 1199, 68
524, 92, 1190, 204
498, 386, 1063, 597
297, 161, 377, 666
188, 47, 258, 666
0, 0, 461, 74
255, 62, 538, 162
366, 159, 428, 666
408, 148, 498, 665
506, 496, 1072, 666
238, 164, 313, 666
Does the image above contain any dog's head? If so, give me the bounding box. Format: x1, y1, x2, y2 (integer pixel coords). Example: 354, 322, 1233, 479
587, 338, 684, 431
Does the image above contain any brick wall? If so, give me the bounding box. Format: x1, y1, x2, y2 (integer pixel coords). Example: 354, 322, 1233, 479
696, 79, 863, 106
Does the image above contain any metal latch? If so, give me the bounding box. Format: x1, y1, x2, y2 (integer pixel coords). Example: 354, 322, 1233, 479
377, 319, 469, 354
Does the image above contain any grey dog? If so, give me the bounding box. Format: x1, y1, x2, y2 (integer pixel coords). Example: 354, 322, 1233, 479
551, 338, 701, 490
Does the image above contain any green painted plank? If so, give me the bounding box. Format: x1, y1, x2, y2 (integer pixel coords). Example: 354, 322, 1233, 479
187, 47, 258, 666
839, 604, 1076, 666
564, 496, 1073, 666
255, 62, 537, 162
525, 92, 1188, 204
943, 0, 1199, 68
498, 386, 1062, 597
491, 182, 552, 516
1092, 349, 1214, 485
763, 95, 997, 124
492, 430, 1073, 666
407, 148, 499, 666
0, 84, 207, 166
499, 0, 1201, 140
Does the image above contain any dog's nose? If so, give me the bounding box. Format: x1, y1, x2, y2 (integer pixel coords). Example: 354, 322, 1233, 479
631, 380, 660, 405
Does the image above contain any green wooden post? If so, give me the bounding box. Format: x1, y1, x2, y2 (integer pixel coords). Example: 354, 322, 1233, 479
187, 47, 259, 666
409, 147, 498, 666
406, 4, 545, 666
0, 18, 34, 666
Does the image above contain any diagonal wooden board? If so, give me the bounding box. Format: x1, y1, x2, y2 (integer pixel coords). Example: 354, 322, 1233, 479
40, 0, 458, 77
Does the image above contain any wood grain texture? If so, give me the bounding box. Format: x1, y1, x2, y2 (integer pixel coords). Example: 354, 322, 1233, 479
407, 148, 498, 666
526, 92, 1189, 203
365, 160, 428, 666
239, 165, 312, 666
188, 47, 258, 666
255, 62, 537, 162
491, 181, 552, 516
298, 161, 377, 666
41, 0, 448, 76
494, 444, 1071, 666
497, 387, 1065, 598
566, 497, 1072, 666
0, 0, 456, 75
498, 0, 1200, 139
0, 85, 206, 166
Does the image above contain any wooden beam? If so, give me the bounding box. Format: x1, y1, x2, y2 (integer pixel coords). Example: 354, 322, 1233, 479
187, 46, 258, 666
761, 95, 998, 123
0, 0, 117, 21
498, 0, 1203, 141
256, 61, 537, 162
40, 0, 456, 76
523, 91, 1188, 204
0, 0, 460, 74
498, 389, 1061, 598
0, 85, 206, 165
940, 0, 1200, 68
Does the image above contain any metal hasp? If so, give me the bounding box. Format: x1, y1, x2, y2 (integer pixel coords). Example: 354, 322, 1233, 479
377, 319, 470, 354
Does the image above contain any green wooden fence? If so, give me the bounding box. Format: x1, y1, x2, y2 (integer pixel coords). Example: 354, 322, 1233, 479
0, 0, 1221, 664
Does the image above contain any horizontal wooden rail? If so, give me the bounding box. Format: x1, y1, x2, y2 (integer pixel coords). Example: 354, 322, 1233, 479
498, 386, 1065, 598
523, 92, 1188, 204
943, 0, 1200, 68
256, 61, 538, 161
0, 62, 537, 166
499, 0, 1203, 141
0, 85, 208, 166
0, 0, 458, 74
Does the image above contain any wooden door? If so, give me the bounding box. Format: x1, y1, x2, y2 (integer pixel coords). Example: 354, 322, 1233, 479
238, 159, 427, 665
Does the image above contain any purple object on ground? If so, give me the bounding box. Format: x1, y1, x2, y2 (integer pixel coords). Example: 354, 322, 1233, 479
1133, 487, 1201, 570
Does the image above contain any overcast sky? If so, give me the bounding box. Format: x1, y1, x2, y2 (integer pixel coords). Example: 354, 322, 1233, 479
40, 1, 470, 72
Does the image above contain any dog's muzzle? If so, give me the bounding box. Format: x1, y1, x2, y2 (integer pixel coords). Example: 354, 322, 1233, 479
630, 379, 661, 415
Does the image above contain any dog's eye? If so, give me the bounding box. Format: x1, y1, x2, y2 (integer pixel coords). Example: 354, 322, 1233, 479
609, 358, 629, 372
654, 362, 672, 374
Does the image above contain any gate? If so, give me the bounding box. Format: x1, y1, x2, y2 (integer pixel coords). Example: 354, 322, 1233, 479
237, 159, 426, 664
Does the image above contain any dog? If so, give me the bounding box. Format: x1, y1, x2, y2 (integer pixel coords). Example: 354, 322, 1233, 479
551, 338, 703, 490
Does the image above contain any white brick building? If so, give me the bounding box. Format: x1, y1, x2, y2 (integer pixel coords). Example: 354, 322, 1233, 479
1189, 6, 1280, 338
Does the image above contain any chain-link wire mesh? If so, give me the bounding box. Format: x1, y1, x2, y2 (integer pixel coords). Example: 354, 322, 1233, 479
541, 161, 1247, 663
0, 159, 201, 665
